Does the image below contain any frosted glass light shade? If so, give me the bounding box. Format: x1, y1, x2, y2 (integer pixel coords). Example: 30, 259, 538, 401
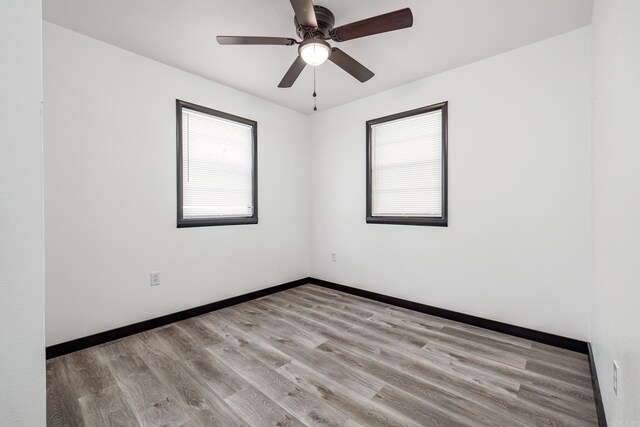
299, 41, 331, 66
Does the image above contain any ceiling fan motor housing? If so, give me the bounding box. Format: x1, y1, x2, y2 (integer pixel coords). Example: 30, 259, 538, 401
295, 5, 335, 39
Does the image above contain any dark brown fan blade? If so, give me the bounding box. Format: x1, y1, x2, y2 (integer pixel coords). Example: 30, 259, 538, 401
330, 8, 413, 42
290, 0, 317, 28
329, 48, 374, 82
278, 56, 307, 88
217, 36, 297, 46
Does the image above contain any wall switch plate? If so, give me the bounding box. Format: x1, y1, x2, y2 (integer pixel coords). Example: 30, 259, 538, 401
613, 360, 620, 397
150, 272, 160, 286
331, 253, 337, 262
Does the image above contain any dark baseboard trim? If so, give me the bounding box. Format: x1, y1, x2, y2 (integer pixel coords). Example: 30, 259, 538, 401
587, 343, 608, 426
45, 278, 308, 359
49, 276, 590, 359
309, 278, 607, 425
45, 275, 607, 424
308, 278, 589, 354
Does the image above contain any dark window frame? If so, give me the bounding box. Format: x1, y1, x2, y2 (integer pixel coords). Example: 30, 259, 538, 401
366, 101, 448, 227
176, 99, 258, 228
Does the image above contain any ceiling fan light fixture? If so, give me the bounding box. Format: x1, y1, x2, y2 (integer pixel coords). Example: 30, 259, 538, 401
217, 2, 413, 87
299, 39, 331, 66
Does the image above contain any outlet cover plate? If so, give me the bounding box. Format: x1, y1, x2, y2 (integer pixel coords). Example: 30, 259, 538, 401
150, 272, 160, 286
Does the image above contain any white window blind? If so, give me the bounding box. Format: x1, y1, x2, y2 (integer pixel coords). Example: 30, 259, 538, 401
181, 107, 254, 219
370, 108, 443, 218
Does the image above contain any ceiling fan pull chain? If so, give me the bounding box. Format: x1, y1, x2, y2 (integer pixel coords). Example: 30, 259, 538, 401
313, 67, 318, 111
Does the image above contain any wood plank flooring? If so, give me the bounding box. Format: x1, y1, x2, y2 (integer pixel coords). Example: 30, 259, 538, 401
46, 284, 598, 426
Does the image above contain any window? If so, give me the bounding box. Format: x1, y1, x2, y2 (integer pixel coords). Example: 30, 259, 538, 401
177, 100, 257, 227
366, 102, 448, 226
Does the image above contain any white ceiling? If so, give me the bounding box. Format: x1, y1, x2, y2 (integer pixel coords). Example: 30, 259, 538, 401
43, 0, 592, 114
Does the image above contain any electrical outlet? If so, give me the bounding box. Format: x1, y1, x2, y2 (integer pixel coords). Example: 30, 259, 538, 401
613, 360, 620, 397
331, 252, 337, 263
150, 272, 160, 286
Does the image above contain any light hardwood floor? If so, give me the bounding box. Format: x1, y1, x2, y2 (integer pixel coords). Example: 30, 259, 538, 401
47, 284, 598, 426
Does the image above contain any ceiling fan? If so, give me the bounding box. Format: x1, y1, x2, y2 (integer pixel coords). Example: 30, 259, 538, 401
217, 0, 413, 88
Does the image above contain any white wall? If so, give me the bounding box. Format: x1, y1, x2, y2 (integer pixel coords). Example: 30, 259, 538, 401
591, 0, 640, 424
0, 1, 46, 425
44, 22, 310, 346
40, 7, 640, 422
310, 27, 592, 340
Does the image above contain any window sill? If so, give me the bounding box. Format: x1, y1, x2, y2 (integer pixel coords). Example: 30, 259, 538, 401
366, 216, 447, 227
177, 217, 258, 228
